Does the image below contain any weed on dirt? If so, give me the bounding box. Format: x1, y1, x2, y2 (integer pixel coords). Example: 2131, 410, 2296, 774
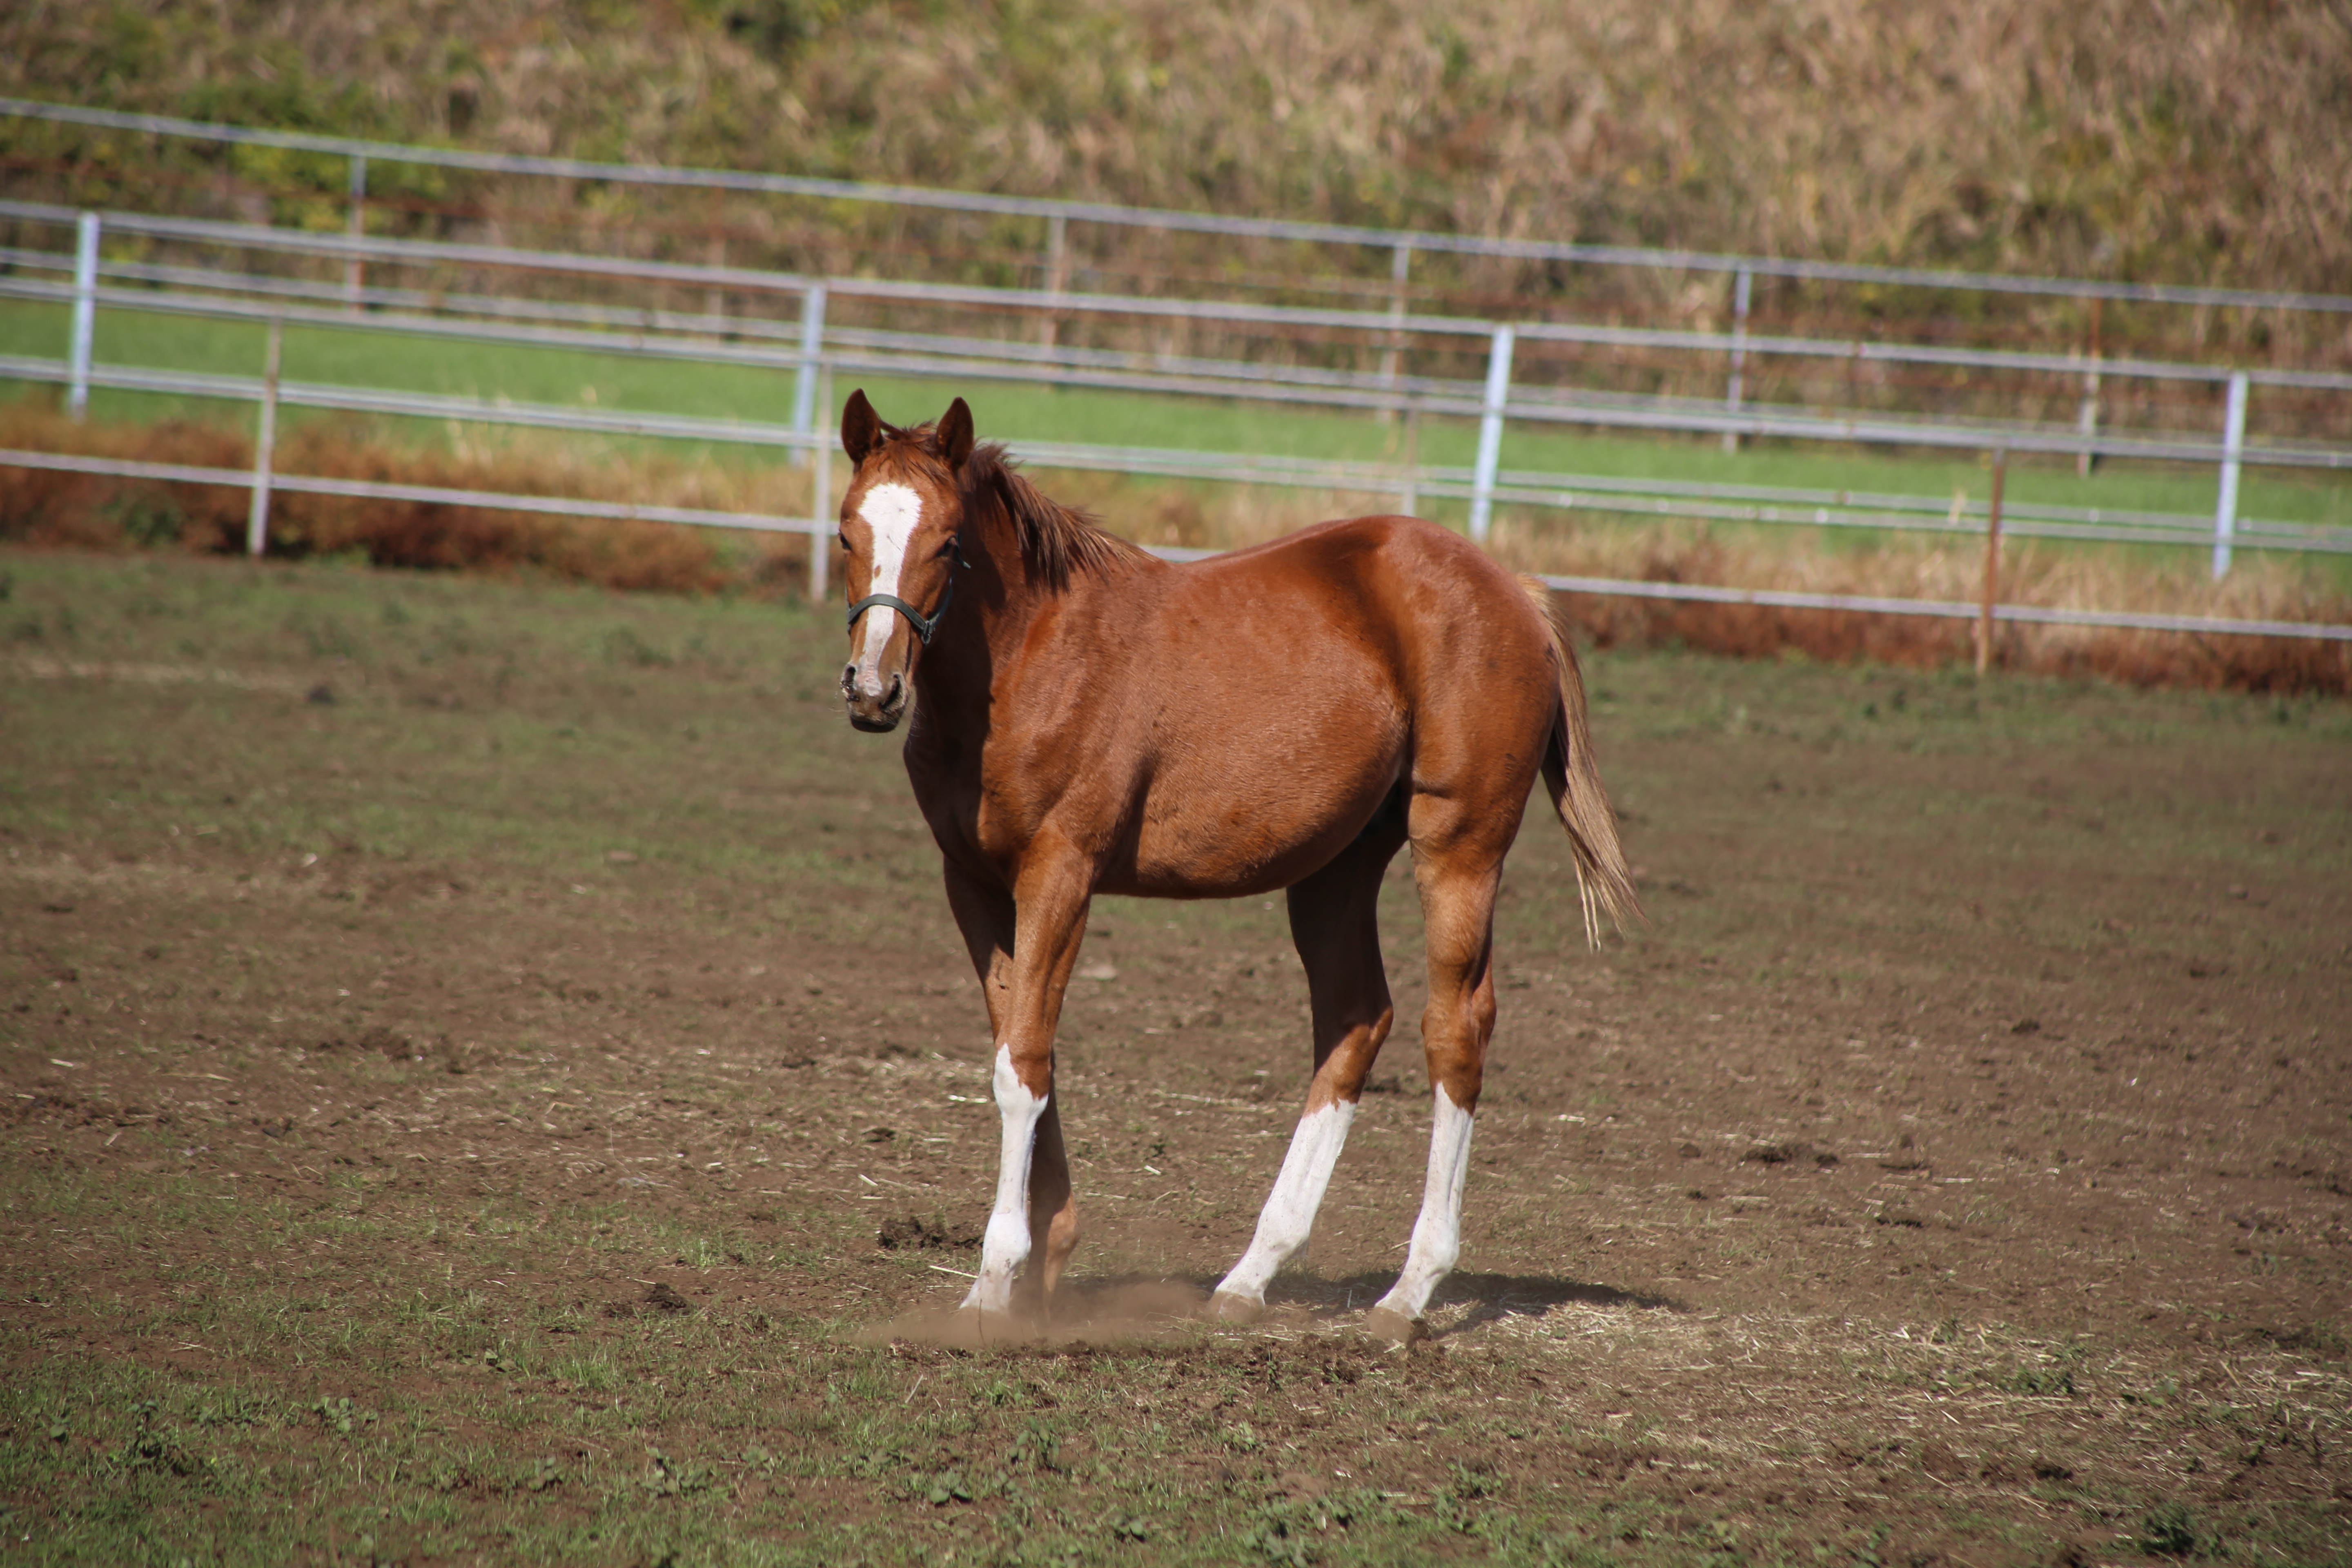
2, 550, 2348, 1564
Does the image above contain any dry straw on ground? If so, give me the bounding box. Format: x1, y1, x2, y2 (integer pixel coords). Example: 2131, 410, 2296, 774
0, 401, 815, 597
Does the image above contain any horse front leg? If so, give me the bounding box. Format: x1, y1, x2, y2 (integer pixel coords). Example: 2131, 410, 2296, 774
945, 854, 1089, 1321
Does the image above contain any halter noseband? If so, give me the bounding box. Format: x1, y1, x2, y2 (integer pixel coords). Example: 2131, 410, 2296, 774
844, 537, 969, 647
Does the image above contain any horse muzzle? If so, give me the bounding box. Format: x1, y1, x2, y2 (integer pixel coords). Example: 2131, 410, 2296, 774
842, 662, 907, 732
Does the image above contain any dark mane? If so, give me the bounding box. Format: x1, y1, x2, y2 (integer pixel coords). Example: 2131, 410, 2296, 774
963, 442, 1145, 591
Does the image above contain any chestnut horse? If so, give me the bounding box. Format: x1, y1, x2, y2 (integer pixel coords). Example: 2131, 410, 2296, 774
833, 391, 1637, 1341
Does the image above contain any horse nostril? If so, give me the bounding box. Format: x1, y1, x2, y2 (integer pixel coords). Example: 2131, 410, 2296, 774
885, 673, 904, 705
841, 663, 857, 693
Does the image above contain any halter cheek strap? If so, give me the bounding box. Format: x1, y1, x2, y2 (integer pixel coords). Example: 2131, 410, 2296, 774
844, 538, 967, 646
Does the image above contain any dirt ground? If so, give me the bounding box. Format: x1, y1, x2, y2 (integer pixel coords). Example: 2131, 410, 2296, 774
2, 548, 2348, 1566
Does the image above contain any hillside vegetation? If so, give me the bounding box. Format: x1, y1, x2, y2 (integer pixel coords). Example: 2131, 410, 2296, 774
5, 0, 2350, 316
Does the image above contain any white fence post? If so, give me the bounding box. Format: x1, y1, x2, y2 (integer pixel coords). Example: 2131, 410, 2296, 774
1378, 241, 1411, 422
246, 318, 284, 557
67, 212, 99, 420
2212, 371, 2248, 580
1468, 324, 1515, 542
790, 283, 826, 468
810, 363, 833, 602
344, 154, 366, 312
1395, 406, 1420, 517
1040, 214, 1069, 352
2076, 297, 2103, 477
1721, 267, 1751, 455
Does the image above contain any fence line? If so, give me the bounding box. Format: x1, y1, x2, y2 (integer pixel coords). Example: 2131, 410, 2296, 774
0, 201, 2345, 640
0, 446, 821, 537
9, 445, 2343, 645
12, 200, 2352, 396
7, 209, 2352, 488
7, 95, 2352, 317
11, 234, 2352, 531
1523, 574, 2352, 644
4, 345, 2343, 561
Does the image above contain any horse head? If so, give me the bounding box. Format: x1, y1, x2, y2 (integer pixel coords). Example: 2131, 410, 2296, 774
836, 389, 974, 733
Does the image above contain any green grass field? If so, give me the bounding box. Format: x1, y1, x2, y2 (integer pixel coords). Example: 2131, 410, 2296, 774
7, 296, 2349, 540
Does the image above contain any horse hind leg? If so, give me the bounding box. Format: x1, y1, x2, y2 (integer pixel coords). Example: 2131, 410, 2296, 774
1363, 806, 1506, 1344
1211, 811, 1404, 1321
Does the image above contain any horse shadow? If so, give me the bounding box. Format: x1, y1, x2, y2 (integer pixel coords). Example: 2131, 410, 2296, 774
1263, 1269, 1686, 1338
1035, 1268, 1684, 1343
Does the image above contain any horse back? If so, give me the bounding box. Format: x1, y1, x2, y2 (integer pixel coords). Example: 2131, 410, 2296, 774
984, 516, 1558, 895
1192, 514, 1559, 708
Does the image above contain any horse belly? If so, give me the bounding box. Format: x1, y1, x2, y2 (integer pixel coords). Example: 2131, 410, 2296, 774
1114, 713, 1404, 898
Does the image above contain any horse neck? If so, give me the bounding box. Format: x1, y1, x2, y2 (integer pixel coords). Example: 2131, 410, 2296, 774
915, 482, 1054, 707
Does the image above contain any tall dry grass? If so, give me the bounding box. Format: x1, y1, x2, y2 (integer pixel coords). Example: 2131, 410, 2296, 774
4, 2, 2348, 352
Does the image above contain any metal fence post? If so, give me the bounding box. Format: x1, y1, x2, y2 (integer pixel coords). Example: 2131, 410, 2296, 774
1468, 324, 1515, 542
2212, 371, 2248, 580
1377, 242, 1411, 422
67, 212, 99, 420
790, 283, 826, 468
1721, 267, 1751, 455
1396, 405, 1420, 517
1975, 449, 2007, 677
344, 154, 366, 312
246, 318, 284, 557
2076, 297, 2102, 477
1040, 214, 1069, 352
810, 363, 833, 602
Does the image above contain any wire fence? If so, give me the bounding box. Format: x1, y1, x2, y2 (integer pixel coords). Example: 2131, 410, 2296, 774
0, 195, 2347, 644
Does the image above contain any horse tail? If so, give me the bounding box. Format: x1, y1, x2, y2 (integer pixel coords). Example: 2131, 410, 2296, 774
1517, 575, 1642, 947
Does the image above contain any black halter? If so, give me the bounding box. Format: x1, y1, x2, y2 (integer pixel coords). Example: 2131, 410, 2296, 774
845, 537, 968, 646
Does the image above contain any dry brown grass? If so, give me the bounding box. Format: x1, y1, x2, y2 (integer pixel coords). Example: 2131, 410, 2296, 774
4, 401, 2342, 691
0, 399, 822, 596
3, 2, 2348, 360
1491, 518, 2352, 697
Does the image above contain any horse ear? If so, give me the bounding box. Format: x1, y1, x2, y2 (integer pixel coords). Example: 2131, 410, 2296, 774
842, 388, 882, 464
936, 397, 975, 470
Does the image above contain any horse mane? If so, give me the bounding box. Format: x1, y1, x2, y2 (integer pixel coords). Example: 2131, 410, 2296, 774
869, 419, 1143, 592
961, 442, 1144, 591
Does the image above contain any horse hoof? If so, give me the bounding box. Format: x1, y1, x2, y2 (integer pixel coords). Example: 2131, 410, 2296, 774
1208, 1291, 1266, 1324
1360, 1307, 1430, 1346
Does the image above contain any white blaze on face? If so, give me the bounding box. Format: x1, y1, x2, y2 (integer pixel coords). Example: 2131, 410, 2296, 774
963, 1044, 1048, 1316
1370, 1082, 1475, 1324
851, 481, 923, 698
1214, 1097, 1357, 1306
